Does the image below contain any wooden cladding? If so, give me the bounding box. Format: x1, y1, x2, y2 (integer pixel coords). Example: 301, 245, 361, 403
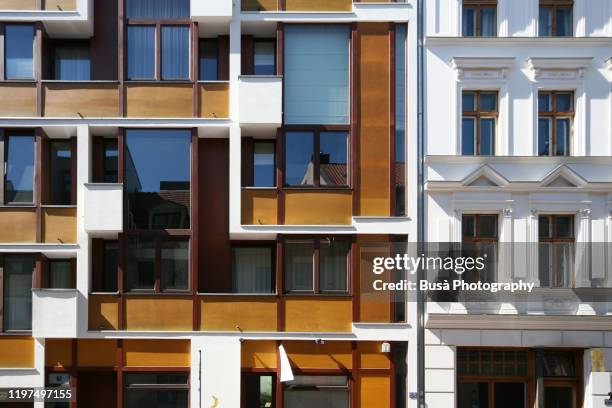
42, 206, 76, 244
200, 296, 277, 331
125, 83, 193, 118
199, 82, 230, 118
43, 83, 120, 117
241, 189, 278, 225
0, 0, 37, 10
283, 297, 352, 332
285, 0, 352, 11
0, 336, 35, 368
44, 0, 77, 11
123, 339, 190, 367
0, 0, 76, 10
242, 0, 278, 11
88, 294, 119, 331
0, 208, 37, 243
0, 84, 37, 117
283, 190, 353, 225
124, 296, 193, 331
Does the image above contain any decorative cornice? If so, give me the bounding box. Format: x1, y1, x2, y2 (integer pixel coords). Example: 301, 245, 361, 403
527, 57, 593, 80
451, 57, 515, 80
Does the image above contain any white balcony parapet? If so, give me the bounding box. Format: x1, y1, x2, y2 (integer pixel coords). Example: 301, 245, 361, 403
84, 183, 123, 237
191, 0, 232, 22
239, 75, 283, 130
32, 289, 78, 338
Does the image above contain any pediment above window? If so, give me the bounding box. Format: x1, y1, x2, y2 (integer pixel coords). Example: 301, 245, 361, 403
540, 165, 587, 188
451, 57, 515, 80
462, 164, 509, 187
527, 57, 593, 81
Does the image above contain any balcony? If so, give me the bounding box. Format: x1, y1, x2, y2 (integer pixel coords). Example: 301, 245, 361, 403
32, 289, 78, 338
0, 0, 76, 11
239, 76, 282, 131
43, 81, 120, 118
191, 0, 232, 22
84, 183, 123, 238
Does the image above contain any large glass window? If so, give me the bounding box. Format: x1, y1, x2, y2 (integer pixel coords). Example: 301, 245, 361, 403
395, 24, 407, 216
253, 141, 275, 187
284, 25, 350, 125
539, 215, 574, 288
102, 240, 118, 292
538, 91, 573, 156
124, 373, 189, 408
244, 373, 275, 408
232, 246, 274, 294
284, 131, 349, 187
48, 260, 72, 289
53, 42, 91, 80
125, 129, 191, 230
462, 214, 498, 283
254, 40, 275, 75
539, 1, 573, 37
284, 376, 349, 408
5, 25, 34, 80
462, 91, 497, 156
127, 25, 156, 80
462, 1, 497, 37
199, 39, 218, 80
5, 134, 35, 204
161, 26, 190, 80
126, 0, 190, 19
50, 141, 73, 205
4, 255, 33, 331
104, 140, 119, 183
284, 238, 349, 294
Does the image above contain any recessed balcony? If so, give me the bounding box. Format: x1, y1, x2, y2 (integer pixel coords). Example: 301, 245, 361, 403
239, 75, 282, 132
84, 183, 123, 238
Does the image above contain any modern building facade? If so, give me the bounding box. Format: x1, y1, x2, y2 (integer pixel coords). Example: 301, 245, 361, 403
0, 0, 418, 407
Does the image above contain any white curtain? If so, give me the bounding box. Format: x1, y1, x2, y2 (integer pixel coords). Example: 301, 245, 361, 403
55, 45, 90, 80
4, 257, 33, 331
232, 248, 272, 293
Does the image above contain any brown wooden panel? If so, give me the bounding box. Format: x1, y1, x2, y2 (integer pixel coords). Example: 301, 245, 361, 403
358, 235, 392, 323
44, 83, 119, 117
0, 84, 37, 117
285, 0, 351, 11
241, 340, 277, 369
0, 337, 34, 368
199, 82, 229, 118
123, 339, 190, 367
124, 296, 192, 331
126, 84, 193, 118
44, 0, 76, 10
284, 341, 352, 370
242, 0, 278, 11
359, 374, 391, 407
88, 294, 119, 331
200, 296, 277, 332
90, 0, 118, 80
43, 207, 76, 244
0, 0, 37, 10
283, 190, 352, 225
45, 339, 72, 367
358, 23, 391, 216
241, 189, 278, 225
0, 208, 36, 243
358, 342, 391, 369
283, 297, 352, 332
77, 339, 117, 367
77, 372, 117, 408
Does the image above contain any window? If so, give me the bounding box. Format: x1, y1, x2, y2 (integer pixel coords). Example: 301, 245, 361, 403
125, 129, 191, 230
199, 39, 218, 80
254, 40, 275, 75
539, 0, 573, 37
92, 240, 118, 293
53, 42, 91, 80
284, 131, 349, 187
539, 215, 574, 288
538, 91, 573, 156
253, 141, 275, 187
243, 373, 275, 408
125, 235, 189, 292
124, 373, 189, 408
542, 350, 579, 408
4, 133, 35, 204
284, 376, 349, 408
3, 255, 34, 331
232, 246, 274, 294
48, 260, 73, 289
5, 25, 34, 80
126, 0, 189, 19
49, 141, 73, 205
394, 24, 407, 216
462, 1, 497, 37
284, 238, 349, 294
462, 215, 498, 283
462, 91, 497, 156
104, 140, 118, 183
284, 25, 350, 125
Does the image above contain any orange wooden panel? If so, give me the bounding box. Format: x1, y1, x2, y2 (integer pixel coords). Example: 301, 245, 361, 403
0, 337, 34, 368
43, 207, 76, 244
44, 83, 119, 117
199, 82, 229, 118
358, 342, 390, 369
359, 374, 391, 407
123, 340, 190, 367
242, 0, 278, 11
77, 339, 117, 367
200, 296, 277, 332
283, 191, 352, 225
44, 0, 76, 10
0, 0, 37, 9
45, 339, 72, 368
283, 297, 352, 332
241, 340, 277, 369
241, 189, 278, 225
359, 239, 392, 323
284, 341, 352, 370
0, 84, 37, 117
358, 23, 391, 216
124, 296, 192, 331
285, 0, 351, 11
88, 295, 119, 331
126, 84, 193, 118
0, 208, 36, 243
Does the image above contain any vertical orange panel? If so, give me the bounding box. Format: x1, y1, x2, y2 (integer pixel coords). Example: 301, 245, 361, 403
358, 23, 391, 216
45, 339, 72, 368
241, 341, 277, 369
358, 342, 391, 369
359, 374, 391, 407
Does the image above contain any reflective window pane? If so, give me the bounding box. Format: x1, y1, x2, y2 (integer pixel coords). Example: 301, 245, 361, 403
284, 390, 349, 408
462, 118, 476, 155
4, 256, 33, 331
125, 236, 156, 290
556, 93, 573, 112
50, 141, 73, 205
538, 216, 551, 239
244, 374, 274, 408
285, 241, 314, 292
104, 140, 119, 183
103, 241, 118, 292
556, 118, 570, 156
49, 260, 72, 289
161, 239, 189, 291
462, 7, 476, 37
480, 7, 497, 37
479, 118, 495, 155
539, 6, 553, 36
538, 118, 552, 156
319, 132, 348, 186
494, 383, 525, 408
555, 215, 574, 238
254, 41, 275, 75
127, 26, 155, 79
199, 39, 218, 81
5, 135, 35, 204
54, 43, 90, 80
480, 93, 497, 111
5, 25, 34, 79
320, 240, 348, 292
126, 0, 190, 19
232, 247, 273, 293
253, 142, 275, 187
462, 92, 476, 112
285, 132, 314, 186
125, 373, 189, 408
538, 93, 552, 112
162, 26, 190, 80
478, 215, 497, 237
544, 387, 573, 408
556, 7, 573, 37
458, 382, 489, 408
543, 351, 575, 377
125, 129, 191, 229
462, 215, 475, 238
395, 24, 407, 216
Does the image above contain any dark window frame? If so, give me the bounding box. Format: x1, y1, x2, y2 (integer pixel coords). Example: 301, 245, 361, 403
0, 254, 35, 334
538, 91, 574, 157
462, 0, 498, 37
283, 237, 351, 295
123, 371, 190, 407
539, 0, 574, 37
48, 139, 75, 206
4, 23, 36, 81
462, 90, 498, 156
242, 372, 277, 408
462, 214, 499, 243
3, 130, 36, 205
538, 214, 575, 288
